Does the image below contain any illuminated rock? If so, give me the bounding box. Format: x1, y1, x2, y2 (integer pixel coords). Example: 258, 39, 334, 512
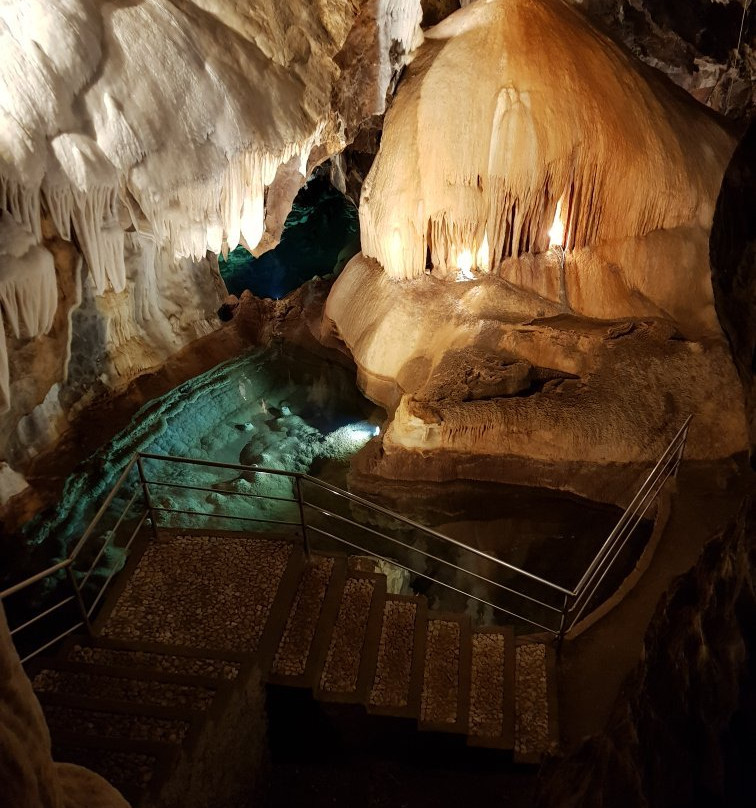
359, 0, 735, 335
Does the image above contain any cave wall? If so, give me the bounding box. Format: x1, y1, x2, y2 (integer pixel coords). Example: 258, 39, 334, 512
0, 603, 130, 808
536, 498, 756, 808
571, 0, 754, 118
710, 119, 756, 458
0, 0, 424, 499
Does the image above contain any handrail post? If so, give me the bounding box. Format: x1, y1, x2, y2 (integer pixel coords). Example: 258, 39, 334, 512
672, 426, 688, 478
137, 455, 160, 542
65, 564, 92, 635
556, 593, 570, 650
295, 476, 310, 558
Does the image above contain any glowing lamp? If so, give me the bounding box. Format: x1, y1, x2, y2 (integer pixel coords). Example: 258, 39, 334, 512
476, 233, 490, 272
548, 198, 565, 248
456, 248, 474, 280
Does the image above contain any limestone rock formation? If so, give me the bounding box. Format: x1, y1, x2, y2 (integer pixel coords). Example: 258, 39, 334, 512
324, 0, 749, 496
571, 0, 755, 119
0, 604, 131, 808
0, 0, 423, 480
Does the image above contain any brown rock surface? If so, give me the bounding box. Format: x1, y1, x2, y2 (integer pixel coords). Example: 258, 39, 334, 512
0, 603, 130, 808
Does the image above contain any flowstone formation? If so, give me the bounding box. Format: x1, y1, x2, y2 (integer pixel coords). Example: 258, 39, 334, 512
324, 0, 750, 500
0, 0, 422, 491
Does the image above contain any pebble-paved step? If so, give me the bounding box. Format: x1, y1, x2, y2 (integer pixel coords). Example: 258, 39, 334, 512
466, 626, 516, 749
418, 613, 472, 734
60, 636, 244, 679
367, 594, 427, 719
514, 640, 558, 763
270, 554, 344, 687
30, 659, 219, 710
315, 571, 386, 703
99, 535, 295, 653
51, 734, 175, 807
38, 692, 201, 744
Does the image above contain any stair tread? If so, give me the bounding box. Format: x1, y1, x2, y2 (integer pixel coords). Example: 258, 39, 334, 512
317, 573, 384, 700
368, 596, 422, 715
419, 614, 471, 733
52, 741, 159, 805
467, 627, 515, 748
65, 640, 242, 680
43, 701, 194, 744
32, 666, 217, 710
272, 554, 335, 679
514, 641, 551, 762
100, 534, 293, 652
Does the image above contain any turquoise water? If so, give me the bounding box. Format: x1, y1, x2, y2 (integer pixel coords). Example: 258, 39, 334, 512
219, 174, 359, 299
18, 343, 380, 573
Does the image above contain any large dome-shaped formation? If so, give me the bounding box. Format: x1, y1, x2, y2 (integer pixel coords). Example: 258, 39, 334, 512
359, 0, 736, 334
325, 0, 749, 496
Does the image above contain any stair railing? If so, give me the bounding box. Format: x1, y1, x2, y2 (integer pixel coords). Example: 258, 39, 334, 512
1, 417, 691, 662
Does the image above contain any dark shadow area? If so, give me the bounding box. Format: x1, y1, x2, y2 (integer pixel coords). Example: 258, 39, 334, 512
710, 118, 756, 463
264, 685, 537, 808
219, 169, 359, 299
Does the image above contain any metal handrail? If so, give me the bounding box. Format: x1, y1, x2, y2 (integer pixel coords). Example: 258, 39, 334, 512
1, 416, 692, 660
563, 416, 690, 633
139, 451, 573, 596
572, 416, 691, 596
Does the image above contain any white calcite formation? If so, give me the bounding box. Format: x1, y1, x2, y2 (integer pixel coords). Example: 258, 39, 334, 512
0, 0, 423, 460
359, 0, 734, 335
0, 219, 57, 411
325, 0, 749, 494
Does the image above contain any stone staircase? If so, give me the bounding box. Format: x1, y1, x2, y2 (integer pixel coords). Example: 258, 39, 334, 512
27, 532, 558, 806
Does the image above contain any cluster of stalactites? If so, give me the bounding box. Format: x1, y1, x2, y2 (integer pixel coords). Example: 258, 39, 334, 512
0, 129, 321, 297
359, 0, 734, 281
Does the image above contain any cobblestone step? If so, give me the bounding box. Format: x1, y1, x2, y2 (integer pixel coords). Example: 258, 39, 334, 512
514, 639, 559, 763
99, 534, 296, 653
60, 635, 245, 680
418, 613, 472, 734
44, 531, 558, 773
315, 571, 386, 703
466, 626, 516, 749
30, 659, 219, 711
39, 692, 201, 745
367, 594, 427, 719
269, 553, 343, 687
